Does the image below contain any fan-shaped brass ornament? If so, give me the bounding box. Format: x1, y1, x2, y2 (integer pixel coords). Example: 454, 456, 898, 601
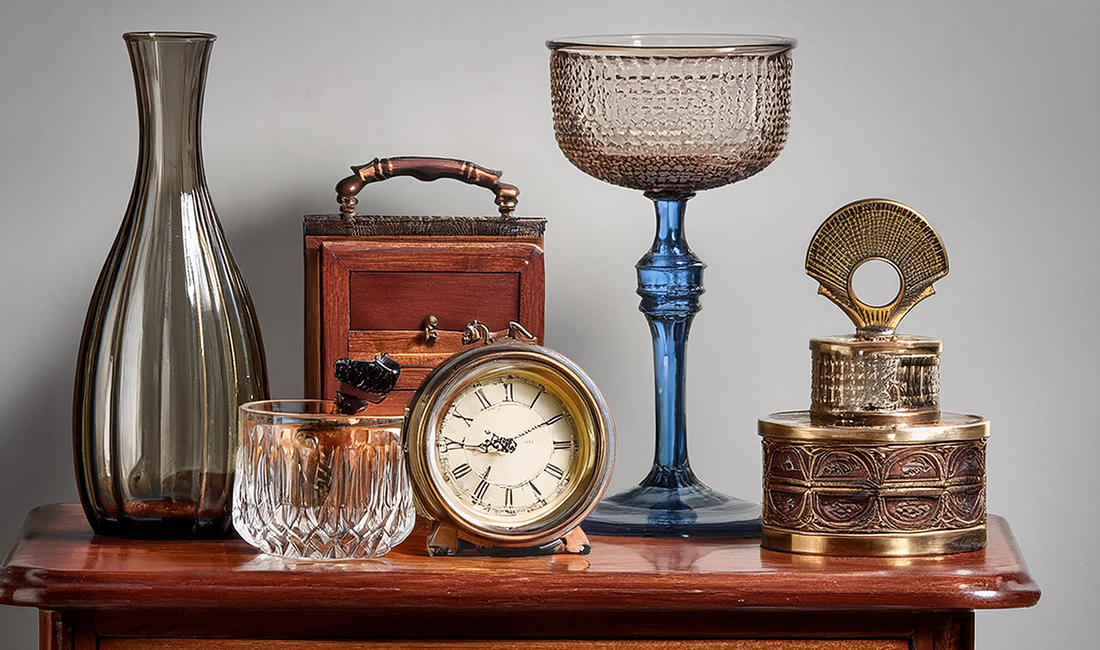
805, 199, 948, 338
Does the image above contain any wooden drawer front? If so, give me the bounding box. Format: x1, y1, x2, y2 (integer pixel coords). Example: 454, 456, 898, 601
102, 640, 910, 649
349, 271, 520, 332
314, 239, 544, 407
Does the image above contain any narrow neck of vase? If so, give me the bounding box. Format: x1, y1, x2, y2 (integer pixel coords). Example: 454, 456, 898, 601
126, 34, 214, 200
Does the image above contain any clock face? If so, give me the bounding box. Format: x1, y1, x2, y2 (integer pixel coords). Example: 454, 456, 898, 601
404, 342, 615, 546
434, 375, 579, 523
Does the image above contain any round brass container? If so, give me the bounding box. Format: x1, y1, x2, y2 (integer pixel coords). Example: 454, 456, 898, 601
759, 411, 988, 556
810, 335, 941, 426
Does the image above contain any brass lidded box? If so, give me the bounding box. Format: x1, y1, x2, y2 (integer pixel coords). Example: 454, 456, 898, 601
760, 199, 988, 556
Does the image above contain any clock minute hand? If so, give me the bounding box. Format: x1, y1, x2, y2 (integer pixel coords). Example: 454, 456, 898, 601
514, 423, 547, 439
514, 414, 564, 439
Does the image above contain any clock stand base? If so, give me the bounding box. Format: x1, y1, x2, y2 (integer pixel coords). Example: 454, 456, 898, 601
426, 521, 591, 557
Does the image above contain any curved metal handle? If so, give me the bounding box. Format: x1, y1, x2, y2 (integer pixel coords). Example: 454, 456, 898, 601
335, 156, 520, 220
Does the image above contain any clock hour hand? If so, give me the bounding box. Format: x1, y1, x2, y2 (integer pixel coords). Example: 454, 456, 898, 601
441, 434, 515, 454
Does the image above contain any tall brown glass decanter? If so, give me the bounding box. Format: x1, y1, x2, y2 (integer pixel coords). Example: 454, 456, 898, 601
74, 32, 269, 538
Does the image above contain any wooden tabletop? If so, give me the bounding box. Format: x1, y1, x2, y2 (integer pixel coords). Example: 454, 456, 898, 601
1, 504, 1039, 613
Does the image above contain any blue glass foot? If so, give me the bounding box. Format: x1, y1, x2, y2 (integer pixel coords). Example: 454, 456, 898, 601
586, 192, 761, 537
583, 482, 760, 537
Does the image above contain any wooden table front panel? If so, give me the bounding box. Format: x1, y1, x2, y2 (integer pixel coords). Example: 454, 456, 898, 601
46, 608, 963, 650
99, 640, 911, 650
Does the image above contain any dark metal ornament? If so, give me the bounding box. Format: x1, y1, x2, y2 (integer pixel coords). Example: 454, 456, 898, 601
333, 355, 401, 415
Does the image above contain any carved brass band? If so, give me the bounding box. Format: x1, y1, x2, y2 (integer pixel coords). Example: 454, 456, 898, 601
760, 420, 988, 556
810, 335, 941, 425
761, 438, 988, 532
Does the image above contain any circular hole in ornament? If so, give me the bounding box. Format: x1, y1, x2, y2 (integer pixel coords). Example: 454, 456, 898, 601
850, 258, 902, 308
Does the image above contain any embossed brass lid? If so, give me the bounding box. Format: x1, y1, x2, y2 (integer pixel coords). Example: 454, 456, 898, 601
760, 411, 989, 443
805, 199, 948, 426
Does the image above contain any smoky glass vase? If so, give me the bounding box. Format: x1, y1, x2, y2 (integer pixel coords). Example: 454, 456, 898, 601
74, 32, 269, 538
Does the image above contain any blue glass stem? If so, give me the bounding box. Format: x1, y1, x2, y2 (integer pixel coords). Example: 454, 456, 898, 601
637, 193, 703, 489
581, 192, 761, 537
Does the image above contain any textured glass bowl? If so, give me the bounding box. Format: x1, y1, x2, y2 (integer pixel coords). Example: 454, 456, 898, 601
548, 34, 795, 193
233, 401, 415, 559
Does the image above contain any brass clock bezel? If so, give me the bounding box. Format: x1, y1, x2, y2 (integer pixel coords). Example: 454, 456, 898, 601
403, 341, 615, 547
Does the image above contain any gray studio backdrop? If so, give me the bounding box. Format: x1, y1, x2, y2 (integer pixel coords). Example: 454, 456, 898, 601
1, 0, 1097, 647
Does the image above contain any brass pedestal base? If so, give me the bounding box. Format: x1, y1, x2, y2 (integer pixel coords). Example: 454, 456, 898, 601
426, 521, 591, 557
762, 524, 987, 557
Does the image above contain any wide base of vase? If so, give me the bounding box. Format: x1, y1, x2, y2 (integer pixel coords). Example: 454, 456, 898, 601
582, 481, 761, 537
85, 503, 233, 539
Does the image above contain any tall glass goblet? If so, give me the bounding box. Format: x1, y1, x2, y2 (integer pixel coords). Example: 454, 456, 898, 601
547, 34, 795, 536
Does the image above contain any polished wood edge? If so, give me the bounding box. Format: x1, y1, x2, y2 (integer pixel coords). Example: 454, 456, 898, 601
0, 508, 1041, 613
303, 244, 322, 398
1, 502, 41, 604
319, 244, 352, 400
994, 513, 1042, 608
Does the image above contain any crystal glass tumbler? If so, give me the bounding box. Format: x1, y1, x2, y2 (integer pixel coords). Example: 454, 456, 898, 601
547, 34, 795, 536
233, 401, 415, 559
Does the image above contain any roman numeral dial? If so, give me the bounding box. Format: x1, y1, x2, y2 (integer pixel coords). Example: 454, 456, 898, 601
436, 375, 579, 518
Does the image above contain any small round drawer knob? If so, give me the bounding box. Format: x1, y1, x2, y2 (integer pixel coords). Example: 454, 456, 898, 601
423, 315, 439, 346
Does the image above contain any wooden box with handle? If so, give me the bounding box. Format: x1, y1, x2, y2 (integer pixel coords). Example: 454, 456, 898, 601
304, 156, 546, 414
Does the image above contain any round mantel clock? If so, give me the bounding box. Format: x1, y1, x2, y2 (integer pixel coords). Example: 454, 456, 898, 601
403, 322, 615, 556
